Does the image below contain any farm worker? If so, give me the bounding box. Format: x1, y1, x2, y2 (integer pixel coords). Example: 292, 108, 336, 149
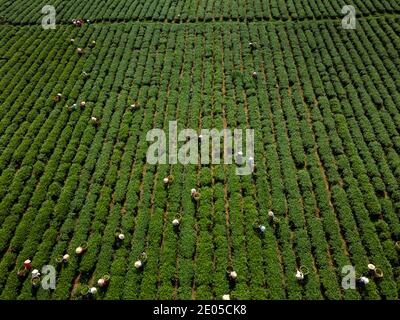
89, 287, 97, 295
191, 189, 200, 200
295, 269, 304, 281
229, 271, 237, 280
70, 38, 74, 43
68, 104, 77, 112
198, 134, 203, 141
54, 93, 62, 102
24, 259, 32, 270
249, 42, 256, 48
77, 48, 83, 55
82, 71, 89, 78
252, 71, 257, 78
134, 260, 143, 269
80, 101, 86, 108
91, 117, 98, 122
32, 269, 40, 279
359, 276, 369, 285
172, 218, 180, 227
222, 294, 230, 300
164, 175, 174, 185
97, 277, 109, 287
87, 19, 91, 25
62, 254, 70, 262
268, 211, 274, 219
259, 225, 266, 233
117, 233, 125, 240
76, 246, 84, 255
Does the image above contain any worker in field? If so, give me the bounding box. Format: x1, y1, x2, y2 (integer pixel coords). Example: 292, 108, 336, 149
72, 19, 81, 27
172, 218, 180, 227
97, 274, 110, 288
91, 117, 100, 126
73, 19, 84, 27
130, 102, 140, 110
226, 267, 237, 282
117, 233, 125, 241
24, 259, 32, 270
253, 222, 266, 234
295, 266, 309, 283
67, 104, 77, 112
172, 214, 181, 230
358, 276, 369, 286
249, 42, 257, 50
54, 93, 62, 102
295, 269, 304, 281
87, 287, 97, 299
191, 188, 200, 201
163, 175, 173, 186
135, 252, 148, 269
31, 269, 40, 279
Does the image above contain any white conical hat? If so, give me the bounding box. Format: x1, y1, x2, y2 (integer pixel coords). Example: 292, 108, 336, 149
360, 276, 369, 284
367, 264, 376, 271
268, 210, 274, 217
32, 269, 40, 278
295, 270, 304, 280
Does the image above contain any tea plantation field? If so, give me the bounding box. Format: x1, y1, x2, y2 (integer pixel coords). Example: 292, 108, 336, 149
0, 0, 400, 300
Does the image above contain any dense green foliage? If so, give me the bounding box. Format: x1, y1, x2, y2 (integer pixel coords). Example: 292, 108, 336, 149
0, 0, 399, 23
0, 1, 399, 300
